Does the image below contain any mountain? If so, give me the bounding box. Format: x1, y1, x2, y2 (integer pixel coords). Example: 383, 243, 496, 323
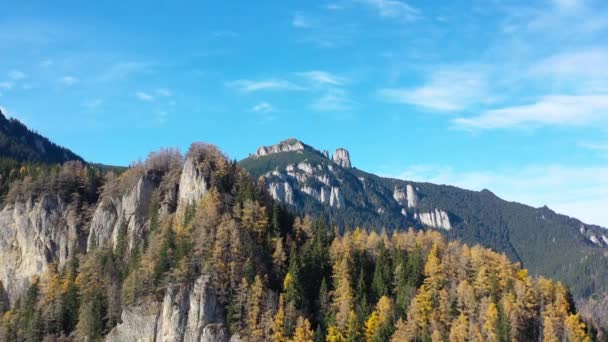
0, 109, 83, 164
0, 142, 597, 341
240, 138, 608, 299
0, 117, 602, 339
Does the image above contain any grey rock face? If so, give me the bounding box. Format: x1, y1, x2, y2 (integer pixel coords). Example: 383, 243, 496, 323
329, 187, 345, 209
178, 157, 209, 211
107, 275, 226, 342
419, 209, 451, 230
106, 303, 159, 342
0, 195, 86, 303
332, 148, 351, 168
393, 186, 407, 207
88, 176, 154, 254
406, 185, 418, 208
200, 324, 229, 342
255, 138, 305, 157
268, 182, 294, 206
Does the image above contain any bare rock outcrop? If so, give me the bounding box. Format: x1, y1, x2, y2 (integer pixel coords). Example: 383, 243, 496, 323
87, 176, 154, 253
255, 138, 305, 157
107, 274, 227, 342
419, 209, 451, 230
177, 157, 209, 211
332, 148, 351, 168
0, 195, 86, 303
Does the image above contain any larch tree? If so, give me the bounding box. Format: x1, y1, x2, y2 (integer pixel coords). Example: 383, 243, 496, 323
332, 255, 354, 332
292, 317, 315, 342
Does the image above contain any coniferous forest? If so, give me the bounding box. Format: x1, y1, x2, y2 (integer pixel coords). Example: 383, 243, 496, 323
0, 144, 598, 341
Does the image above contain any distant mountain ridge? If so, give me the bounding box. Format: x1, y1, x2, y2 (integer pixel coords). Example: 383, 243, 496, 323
240, 138, 608, 298
0, 109, 83, 164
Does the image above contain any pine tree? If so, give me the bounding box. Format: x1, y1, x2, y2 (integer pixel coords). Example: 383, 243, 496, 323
371, 242, 392, 300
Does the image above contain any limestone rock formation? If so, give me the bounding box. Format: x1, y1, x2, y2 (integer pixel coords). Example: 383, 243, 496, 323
87, 175, 154, 253
0, 195, 87, 303
332, 148, 351, 168
107, 275, 227, 342
406, 184, 418, 208
178, 157, 209, 211
255, 138, 305, 157
268, 182, 294, 205
419, 209, 451, 230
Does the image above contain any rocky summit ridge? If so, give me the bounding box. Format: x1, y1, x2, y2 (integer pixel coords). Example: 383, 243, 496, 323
240, 138, 608, 300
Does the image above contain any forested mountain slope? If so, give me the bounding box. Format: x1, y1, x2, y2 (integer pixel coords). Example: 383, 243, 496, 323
240, 139, 608, 301
0, 143, 598, 341
0, 109, 83, 164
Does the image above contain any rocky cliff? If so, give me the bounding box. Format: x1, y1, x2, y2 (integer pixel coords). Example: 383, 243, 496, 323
0, 195, 87, 303
107, 275, 228, 342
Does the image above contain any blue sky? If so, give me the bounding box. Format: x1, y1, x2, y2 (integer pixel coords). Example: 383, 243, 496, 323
1, 0, 608, 226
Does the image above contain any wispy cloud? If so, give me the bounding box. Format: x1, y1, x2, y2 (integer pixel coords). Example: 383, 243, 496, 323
390, 163, 608, 227
453, 94, 608, 130
252, 101, 274, 113
155, 88, 172, 97
227, 79, 303, 93
60, 76, 78, 86
8, 70, 27, 80
532, 48, 608, 75
135, 91, 155, 102
312, 88, 352, 111
355, 0, 420, 21
379, 69, 489, 111
0, 82, 13, 90
100, 61, 151, 81
297, 70, 346, 86
580, 142, 608, 152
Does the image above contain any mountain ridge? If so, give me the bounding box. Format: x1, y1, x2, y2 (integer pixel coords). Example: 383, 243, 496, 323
0, 109, 83, 164
240, 138, 608, 299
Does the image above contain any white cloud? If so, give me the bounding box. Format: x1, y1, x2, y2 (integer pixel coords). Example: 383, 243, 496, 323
530, 48, 608, 84
390, 163, 608, 227
227, 79, 302, 93
355, 0, 420, 21
312, 88, 352, 111
100, 61, 150, 81
252, 102, 274, 113
155, 88, 172, 97
453, 94, 608, 130
135, 91, 155, 102
0, 82, 12, 90
60, 76, 78, 86
8, 70, 26, 80
379, 69, 489, 111
580, 142, 608, 152
297, 70, 346, 86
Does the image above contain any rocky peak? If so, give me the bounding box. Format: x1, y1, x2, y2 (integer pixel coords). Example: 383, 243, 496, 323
255, 138, 306, 157
332, 148, 351, 168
